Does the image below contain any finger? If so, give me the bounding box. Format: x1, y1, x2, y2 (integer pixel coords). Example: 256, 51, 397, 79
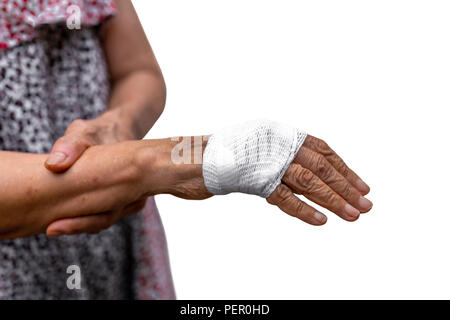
302, 136, 370, 195
282, 163, 360, 221
295, 147, 373, 213
46, 211, 117, 237
46, 198, 148, 237
45, 134, 94, 172
267, 184, 327, 226
123, 198, 147, 216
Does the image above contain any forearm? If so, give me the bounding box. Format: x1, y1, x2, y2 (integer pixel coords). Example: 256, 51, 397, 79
100, 0, 166, 140
0, 142, 142, 238
0, 137, 209, 239
137, 136, 210, 200
106, 69, 166, 140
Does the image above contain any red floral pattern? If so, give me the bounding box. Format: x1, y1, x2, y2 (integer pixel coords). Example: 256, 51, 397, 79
0, 0, 116, 49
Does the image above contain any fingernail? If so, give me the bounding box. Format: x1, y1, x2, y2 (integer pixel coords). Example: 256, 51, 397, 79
344, 204, 360, 218
358, 196, 373, 211
313, 211, 327, 224
356, 179, 370, 193
46, 152, 67, 165
47, 230, 64, 237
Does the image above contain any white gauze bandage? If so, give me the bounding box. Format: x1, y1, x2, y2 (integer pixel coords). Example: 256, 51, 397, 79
202, 120, 307, 198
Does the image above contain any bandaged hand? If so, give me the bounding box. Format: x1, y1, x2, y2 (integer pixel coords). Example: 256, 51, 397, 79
202, 120, 372, 225
41, 120, 372, 238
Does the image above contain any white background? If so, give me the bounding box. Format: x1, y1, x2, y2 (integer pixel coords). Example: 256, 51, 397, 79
133, 0, 450, 299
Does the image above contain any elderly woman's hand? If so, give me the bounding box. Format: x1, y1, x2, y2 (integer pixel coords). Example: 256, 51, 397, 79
267, 135, 372, 225
43, 127, 372, 237
45, 110, 135, 172
44, 110, 147, 236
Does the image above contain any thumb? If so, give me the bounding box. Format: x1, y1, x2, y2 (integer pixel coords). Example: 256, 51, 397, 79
45, 135, 91, 172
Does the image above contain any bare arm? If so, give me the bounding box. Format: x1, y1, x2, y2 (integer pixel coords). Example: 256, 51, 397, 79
100, 0, 166, 140
0, 138, 210, 240
0, 132, 370, 239
45, 0, 166, 171
41, 0, 169, 234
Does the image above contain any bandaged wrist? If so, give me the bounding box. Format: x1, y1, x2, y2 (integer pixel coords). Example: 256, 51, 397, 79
202, 120, 307, 198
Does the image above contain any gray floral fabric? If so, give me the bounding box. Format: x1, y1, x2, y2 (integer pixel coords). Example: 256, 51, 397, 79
0, 25, 175, 300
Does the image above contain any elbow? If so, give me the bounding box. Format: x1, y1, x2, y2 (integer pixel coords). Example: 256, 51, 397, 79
157, 69, 167, 117
145, 66, 166, 124
139, 67, 166, 130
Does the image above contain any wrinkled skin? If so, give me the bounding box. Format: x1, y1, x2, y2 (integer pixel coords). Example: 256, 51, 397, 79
44, 0, 166, 236
42, 132, 371, 237
37, 0, 371, 236
0, 132, 371, 239
267, 135, 371, 225
44, 113, 148, 236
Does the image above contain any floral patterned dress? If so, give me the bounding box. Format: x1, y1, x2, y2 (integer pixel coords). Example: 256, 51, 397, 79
0, 0, 175, 299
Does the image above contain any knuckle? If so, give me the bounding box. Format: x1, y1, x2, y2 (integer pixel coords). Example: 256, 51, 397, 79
341, 183, 352, 199
277, 185, 292, 205
107, 121, 118, 132
316, 138, 328, 148
283, 166, 297, 182
341, 163, 349, 178
335, 158, 349, 177
267, 185, 285, 204
68, 120, 98, 142
314, 138, 331, 154
56, 133, 90, 150
315, 155, 333, 180
298, 168, 316, 191
327, 193, 341, 210
83, 125, 100, 139
70, 133, 94, 149
266, 194, 276, 205
53, 136, 68, 146
69, 119, 88, 132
